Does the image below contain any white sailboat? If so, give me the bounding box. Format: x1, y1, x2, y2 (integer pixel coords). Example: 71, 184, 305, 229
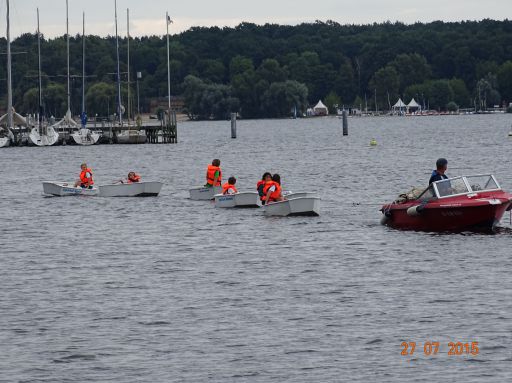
50, 0, 79, 144
115, 6, 146, 144
71, 11, 100, 145
0, 0, 15, 148
28, 8, 59, 147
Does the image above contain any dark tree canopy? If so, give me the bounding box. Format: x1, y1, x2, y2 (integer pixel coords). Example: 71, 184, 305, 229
1, 19, 511, 119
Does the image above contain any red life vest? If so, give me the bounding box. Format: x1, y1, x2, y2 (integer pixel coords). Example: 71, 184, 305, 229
222, 182, 237, 195
206, 165, 222, 186
263, 181, 281, 202
128, 174, 141, 183
80, 168, 94, 185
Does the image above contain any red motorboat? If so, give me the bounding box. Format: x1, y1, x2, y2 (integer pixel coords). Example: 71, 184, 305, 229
381, 174, 512, 232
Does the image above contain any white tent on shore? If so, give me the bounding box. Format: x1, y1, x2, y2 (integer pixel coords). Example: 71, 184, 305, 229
392, 98, 406, 109
313, 100, 328, 116
407, 98, 421, 112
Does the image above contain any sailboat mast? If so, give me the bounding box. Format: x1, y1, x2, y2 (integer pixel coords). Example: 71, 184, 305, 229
6, 0, 13, 129
166, 11, 171, 112
66, 0, 70, 115
114, 0, 122, 125
37, 8, 43, 132
82, 12, 85, 116
127, 8, 130, 121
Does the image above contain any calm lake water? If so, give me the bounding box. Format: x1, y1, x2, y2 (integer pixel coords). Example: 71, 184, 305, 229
1, 114, 512, 382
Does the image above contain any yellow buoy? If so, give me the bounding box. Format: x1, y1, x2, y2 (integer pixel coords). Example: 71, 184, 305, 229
370, 138, 378, 146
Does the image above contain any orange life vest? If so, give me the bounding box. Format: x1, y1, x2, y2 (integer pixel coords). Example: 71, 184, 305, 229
206, 165, 222, 186
222, 182, 237, 195
128, 174, 141, 183
80, 168, 94, 185
263, 181, 281, 202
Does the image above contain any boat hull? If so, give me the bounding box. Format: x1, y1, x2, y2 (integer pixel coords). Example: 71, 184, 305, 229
71, 128, 101, 145
189, 186, 222, 200
28, 127, 59, 146
43, 182, 98, 196
264, 197, 320, 216
116, 130, 147, 144
0, 136, 10, 147
284, 191, 317, 200
98, 182, 163, 197
214, 192, 261, 208
381, 196, 512, 232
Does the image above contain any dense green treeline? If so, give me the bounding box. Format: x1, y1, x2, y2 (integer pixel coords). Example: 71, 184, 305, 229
1, 19, 512, 119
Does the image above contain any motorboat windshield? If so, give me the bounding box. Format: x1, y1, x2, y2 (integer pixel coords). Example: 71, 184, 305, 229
433, 175, 501, 198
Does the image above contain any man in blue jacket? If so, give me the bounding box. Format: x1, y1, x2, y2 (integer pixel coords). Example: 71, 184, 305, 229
429, 158, 448, 185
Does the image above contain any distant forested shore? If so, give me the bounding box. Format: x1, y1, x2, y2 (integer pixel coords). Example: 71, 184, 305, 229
1, 19, 511, 119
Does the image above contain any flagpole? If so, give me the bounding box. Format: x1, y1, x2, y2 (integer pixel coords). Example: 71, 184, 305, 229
166, 12, 171, 112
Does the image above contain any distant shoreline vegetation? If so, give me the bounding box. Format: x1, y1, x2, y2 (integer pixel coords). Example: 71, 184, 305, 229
1, 19, 511, 120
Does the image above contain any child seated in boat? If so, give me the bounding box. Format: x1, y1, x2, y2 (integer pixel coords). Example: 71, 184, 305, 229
257, 172, 272, 205
205, 159, 222, 187
127, 172, 141, 183
222, 177, 238, 195
263, 174, 284, 204
74, 163, 94, 189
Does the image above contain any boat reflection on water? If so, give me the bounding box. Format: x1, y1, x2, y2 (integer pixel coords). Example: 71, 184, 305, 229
381, 174, 512, 232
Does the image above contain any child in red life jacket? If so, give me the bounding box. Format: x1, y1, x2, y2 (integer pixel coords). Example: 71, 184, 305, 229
127, 172, 141, 183
74, 163, 94, 188
257, 172, 272, 205
263, 173, 284, 204
222, 177, 238, 195
205, 159, 222, 187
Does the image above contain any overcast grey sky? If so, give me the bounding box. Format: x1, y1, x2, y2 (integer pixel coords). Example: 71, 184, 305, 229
2, 0, 510, 38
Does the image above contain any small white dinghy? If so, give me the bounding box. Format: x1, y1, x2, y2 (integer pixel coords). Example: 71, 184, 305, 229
43, 182, 98, 196
214, 192, 261, 208
98, 182, 163, 197
189, 186, 222, 200
264, 196, 320, 216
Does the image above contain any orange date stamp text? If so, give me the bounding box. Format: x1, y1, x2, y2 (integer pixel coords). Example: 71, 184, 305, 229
401, 341, 479, 356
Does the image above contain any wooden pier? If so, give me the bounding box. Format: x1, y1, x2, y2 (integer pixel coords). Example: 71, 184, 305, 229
146, 111, 177, 144
3, 113, 179, 146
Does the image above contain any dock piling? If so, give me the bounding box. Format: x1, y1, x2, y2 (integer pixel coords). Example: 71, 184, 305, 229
342, 109, 348, 136
231, 112, 237, 139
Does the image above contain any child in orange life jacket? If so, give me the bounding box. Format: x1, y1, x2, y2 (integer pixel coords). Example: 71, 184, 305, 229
222, 177, 238, 195
263, 173, 284, 204
74, 163, 94, 188
205, 159, 222, 187
127, 172, 141, 183
257, 172, 272, 205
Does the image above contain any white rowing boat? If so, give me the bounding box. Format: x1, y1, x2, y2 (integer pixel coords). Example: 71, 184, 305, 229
43, 182, 98, 196
214, 192, 261, 208
264, 197, 320, 216
189, 186, 222, 200
98, 182, 163, 197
